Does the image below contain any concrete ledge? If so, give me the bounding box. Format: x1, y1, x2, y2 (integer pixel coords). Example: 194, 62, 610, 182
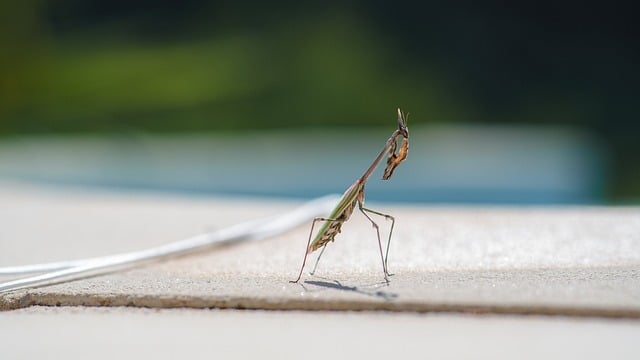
1, 183, 639, 317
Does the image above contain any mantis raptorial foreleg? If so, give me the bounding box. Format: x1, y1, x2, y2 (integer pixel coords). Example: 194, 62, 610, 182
290, 217, 339, 283
358, 204, 395, 280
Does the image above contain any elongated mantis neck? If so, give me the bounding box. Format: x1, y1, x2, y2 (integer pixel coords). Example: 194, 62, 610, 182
359, 130, 401, 182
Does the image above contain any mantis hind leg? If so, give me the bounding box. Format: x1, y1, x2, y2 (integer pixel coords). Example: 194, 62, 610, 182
310, 244, 328, 275
290, 217, 337, 283
358, 205, 396, 281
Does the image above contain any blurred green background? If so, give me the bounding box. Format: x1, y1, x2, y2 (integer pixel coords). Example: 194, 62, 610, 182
1, 1, 638, 203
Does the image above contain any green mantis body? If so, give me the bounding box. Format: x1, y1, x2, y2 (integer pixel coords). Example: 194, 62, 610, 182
290, 108, 410, 283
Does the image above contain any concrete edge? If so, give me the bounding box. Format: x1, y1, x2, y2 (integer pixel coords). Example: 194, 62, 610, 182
3, 291, 640, 320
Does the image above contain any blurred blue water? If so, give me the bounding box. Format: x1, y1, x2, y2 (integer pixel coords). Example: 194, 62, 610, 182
0, 125, 607, 204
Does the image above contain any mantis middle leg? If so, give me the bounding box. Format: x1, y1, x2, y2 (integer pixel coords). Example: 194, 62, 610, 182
358, 204, 395, 281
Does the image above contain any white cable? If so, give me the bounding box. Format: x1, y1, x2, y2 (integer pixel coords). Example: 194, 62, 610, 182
0, 194, 339, 293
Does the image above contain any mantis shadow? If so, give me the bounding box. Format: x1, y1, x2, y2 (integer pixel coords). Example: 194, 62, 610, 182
301, 278, 398, 301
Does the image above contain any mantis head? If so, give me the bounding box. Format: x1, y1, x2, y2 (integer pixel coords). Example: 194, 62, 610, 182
397, 107, 409, 138
382, 108, 410, 180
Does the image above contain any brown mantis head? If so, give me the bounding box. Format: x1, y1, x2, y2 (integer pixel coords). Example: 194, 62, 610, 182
382, 108, 409, 180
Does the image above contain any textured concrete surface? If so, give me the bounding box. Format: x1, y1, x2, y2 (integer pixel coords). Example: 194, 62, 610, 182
2, 306, 639, 360
1, 182, 639, 317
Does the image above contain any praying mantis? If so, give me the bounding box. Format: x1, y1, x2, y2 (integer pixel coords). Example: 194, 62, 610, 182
290, 108, 410, 283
